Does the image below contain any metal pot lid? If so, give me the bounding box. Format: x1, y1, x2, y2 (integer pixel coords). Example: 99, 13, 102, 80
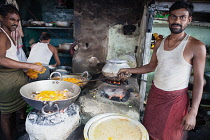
84, 113, 125, 140
108, 59, 128, 64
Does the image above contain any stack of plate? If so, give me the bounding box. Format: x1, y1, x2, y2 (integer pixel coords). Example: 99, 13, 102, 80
84, 113, 149, 140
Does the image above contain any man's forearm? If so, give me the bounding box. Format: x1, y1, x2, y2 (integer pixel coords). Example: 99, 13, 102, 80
190, 80, 204, 116
0, 57, 32, 69
128, 64, 156, 74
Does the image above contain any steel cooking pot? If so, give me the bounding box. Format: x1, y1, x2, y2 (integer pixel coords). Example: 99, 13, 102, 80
56, 66, 72, 72
50, 71, 91, 87
20, 80, 81, 114
55, 69, 69, 75
56, 21, 70, 27
54, 65, 72, 75
59, 43, 73, 50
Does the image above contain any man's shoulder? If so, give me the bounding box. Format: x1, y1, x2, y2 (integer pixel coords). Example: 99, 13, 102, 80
48, 44, 57, 52
188, 36, 205, 47
31, 43, 38, 48
154, 38, 164, 50
48, 44, 56, 48
188, 36, 206, 57
0, 31, 9, 41
0, 31, 6, 37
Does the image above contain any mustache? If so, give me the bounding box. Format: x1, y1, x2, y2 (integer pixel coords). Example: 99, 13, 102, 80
171, 23, 182, 28
12, 25, 18, 27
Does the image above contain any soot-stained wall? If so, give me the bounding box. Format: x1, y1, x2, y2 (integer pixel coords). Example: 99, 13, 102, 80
73, 0, 147, 73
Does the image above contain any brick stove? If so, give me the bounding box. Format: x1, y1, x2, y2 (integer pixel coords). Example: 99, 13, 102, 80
25, 103, 80, 140
78, 77, 141, 124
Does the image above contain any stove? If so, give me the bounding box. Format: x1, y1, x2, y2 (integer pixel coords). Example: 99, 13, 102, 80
78, 77, 141, 124
97, 79, 131, 102
103, 78, 129, 85
25, 103, 80, 140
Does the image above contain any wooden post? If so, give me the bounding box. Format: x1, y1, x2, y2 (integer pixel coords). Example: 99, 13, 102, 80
139, 32, 152, 112
138, 4, 155, 118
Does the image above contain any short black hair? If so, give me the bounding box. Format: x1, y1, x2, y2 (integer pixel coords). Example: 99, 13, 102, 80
0, 4, 19, 18
169, 1, 194, 17
39, 32, 51, 41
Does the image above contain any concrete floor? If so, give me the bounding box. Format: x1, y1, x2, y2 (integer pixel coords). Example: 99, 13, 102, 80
1, 111, 210, 140
0, 101, 210, 140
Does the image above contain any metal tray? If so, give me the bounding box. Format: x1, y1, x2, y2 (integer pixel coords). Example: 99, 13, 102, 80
84, 113, 149, 140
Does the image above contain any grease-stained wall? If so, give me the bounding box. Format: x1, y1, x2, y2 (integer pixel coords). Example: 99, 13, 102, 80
73, 0, 147, 73
107, 24, 140, 60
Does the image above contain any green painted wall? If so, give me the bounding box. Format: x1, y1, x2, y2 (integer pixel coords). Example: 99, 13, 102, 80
17, 0, 74, 66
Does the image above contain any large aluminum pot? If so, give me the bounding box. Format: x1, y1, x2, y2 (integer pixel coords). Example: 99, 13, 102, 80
20, 80, 81, 114
102, 59, 131, 77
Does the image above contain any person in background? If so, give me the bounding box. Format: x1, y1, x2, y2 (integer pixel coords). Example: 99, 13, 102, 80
27, 32, 60, 81
0, 4, 44, 140
118, 1, 206, 140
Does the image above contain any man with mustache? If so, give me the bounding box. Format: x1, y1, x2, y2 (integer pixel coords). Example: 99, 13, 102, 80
118, 1, 206, 140
0, 4, 44, 140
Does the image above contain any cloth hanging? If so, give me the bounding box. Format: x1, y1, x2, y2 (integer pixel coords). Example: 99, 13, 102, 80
6, 0, 27, 62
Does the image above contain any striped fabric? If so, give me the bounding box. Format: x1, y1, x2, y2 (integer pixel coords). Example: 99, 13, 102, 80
0, 66, 27, 113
